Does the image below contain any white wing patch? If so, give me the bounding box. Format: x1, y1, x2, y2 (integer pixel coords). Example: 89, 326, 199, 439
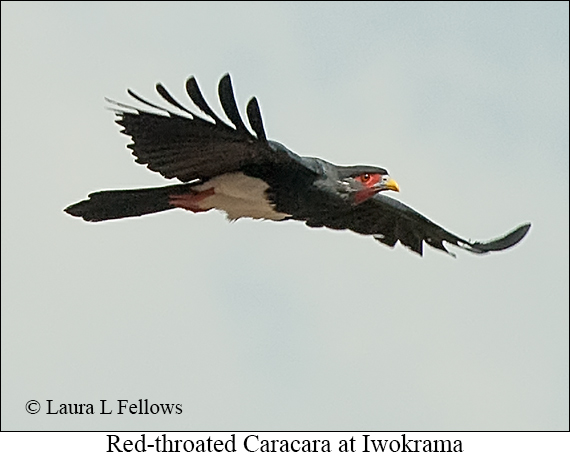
193, 172, 291, 221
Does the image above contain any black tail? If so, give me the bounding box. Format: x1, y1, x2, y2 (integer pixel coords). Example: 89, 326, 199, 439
64, 183, 195, 222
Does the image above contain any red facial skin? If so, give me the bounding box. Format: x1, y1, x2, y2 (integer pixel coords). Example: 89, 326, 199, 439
354, 173, 382, 204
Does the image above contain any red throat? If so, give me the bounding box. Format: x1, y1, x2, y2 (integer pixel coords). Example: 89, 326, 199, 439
354, 188, 380, 205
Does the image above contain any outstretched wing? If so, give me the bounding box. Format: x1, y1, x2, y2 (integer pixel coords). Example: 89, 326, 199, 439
107, 74, 305, 182
305, 194, 531, 256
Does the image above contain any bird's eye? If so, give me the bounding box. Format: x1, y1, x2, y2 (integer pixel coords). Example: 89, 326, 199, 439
354, 173, 380, 187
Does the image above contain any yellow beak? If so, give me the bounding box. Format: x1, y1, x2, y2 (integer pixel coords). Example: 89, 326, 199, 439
383, 177, 400, 193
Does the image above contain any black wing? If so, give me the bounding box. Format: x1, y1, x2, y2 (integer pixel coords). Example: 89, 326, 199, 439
305, 194, 531, 256
108, 74, 306, 182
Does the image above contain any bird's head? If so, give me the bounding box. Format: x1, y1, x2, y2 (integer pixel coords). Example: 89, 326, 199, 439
336, 166, 400, 205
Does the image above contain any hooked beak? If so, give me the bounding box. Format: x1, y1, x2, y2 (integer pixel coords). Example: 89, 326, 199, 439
379, 176, 400, 193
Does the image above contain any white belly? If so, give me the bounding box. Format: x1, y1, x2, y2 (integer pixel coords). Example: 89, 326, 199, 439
193, 172, 291, 221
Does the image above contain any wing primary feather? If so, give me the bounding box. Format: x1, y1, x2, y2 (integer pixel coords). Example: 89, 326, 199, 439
246, 97, 267, 141
104, 97, 140, 113
126, 89, 179, 117
185, 76, 227, 125
155, 83, 196, 117
466, 223, 531, 253
218, 74, 250, 135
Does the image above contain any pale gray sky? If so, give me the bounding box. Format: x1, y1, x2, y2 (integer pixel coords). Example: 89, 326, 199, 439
1, 2, 568, 431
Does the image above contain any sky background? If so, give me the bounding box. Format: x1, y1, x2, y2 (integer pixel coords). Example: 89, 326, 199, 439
1, 2, 568, 431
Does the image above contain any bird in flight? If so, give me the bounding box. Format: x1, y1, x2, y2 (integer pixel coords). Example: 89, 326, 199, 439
65, 74, 530, 256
